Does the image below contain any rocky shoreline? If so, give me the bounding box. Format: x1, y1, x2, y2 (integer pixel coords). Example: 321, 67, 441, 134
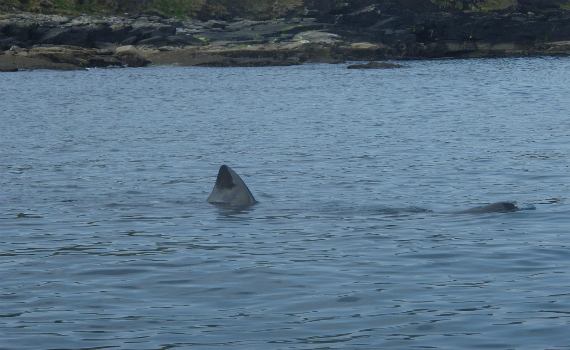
2, 7, 570, 71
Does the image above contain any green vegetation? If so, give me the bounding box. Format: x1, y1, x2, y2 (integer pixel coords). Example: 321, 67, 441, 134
0, 0, 206, 17
146, 0, 204, 18
1, 0, 569, 19
197, 36, 211, 45
0, 0, 308, 18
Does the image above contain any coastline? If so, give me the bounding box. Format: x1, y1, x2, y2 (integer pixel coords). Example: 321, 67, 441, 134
2, 9, 570, 71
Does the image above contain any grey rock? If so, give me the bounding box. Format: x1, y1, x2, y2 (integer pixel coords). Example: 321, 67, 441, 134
166, 35, 204, 46
137, 36, 170, 47
37, 26, 94, 47
340, 4, 383, 27
93, 41, 118, 51
204, 20, 228, 29
150, 26, 176, 37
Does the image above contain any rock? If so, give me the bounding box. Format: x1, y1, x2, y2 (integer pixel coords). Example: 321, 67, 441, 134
37, 26, 96, 47
86, 55, 124, 67
136, 34, 202, 47
340, 5, 383, 27
95, 24, 133, 44
9, 45, 24, 52
165, 35, 204, 46
303, 9, 321, 17
137, 36, 170, 47
2, 22, 38, 42
115, 44, 138, 54
27, 45, 92, 66
518, 0, 561, 12
121, 36, 139, 45
49, 15, 71, 24
93, 41, 118, 51
293, 31, 341, 43
2, 10, 570, 70
127, 27, 152, 41
25, 45, 128, 68
116, 53, 150, 67
280, 22, 328, 35
150, 25, 176, 37
0, 48, 86, 70
114, 45, 150, 67
0, 37, 23, 50
347, 61, 407, 69
204, 20, 228, 29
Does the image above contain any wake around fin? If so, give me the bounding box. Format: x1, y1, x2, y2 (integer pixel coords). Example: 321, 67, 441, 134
207, 165, 256, 206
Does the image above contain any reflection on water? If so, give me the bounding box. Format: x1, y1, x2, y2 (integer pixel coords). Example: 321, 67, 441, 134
1, 58, 570, 350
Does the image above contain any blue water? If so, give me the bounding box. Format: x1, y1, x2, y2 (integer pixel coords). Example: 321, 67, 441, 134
1, 58, 569, 349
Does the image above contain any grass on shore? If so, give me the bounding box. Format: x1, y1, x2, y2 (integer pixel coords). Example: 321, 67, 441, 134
1, 0, 569, 19
0, 0, 304, 18
0, 0, 205, 17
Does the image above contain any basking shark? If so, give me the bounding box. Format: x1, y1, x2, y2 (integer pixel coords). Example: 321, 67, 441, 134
206, 165, 519, 213
207, 165, 256, 206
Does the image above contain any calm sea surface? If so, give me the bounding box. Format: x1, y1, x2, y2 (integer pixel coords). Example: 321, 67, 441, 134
1, 58, 569, 350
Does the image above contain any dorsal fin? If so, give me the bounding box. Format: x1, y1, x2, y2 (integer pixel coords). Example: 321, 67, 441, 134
215, 165, 236, 189
207, 165, 256, 206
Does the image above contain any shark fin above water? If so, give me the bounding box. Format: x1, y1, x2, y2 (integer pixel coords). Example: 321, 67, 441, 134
206, 165, 256, 206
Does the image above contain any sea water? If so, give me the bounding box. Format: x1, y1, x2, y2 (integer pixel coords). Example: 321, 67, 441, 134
1, 57, 569, 349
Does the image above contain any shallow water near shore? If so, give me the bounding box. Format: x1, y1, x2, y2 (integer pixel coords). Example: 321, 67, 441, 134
1, 58, 569, 349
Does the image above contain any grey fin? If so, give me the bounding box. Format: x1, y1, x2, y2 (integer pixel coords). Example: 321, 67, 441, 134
207, 165, 256, 206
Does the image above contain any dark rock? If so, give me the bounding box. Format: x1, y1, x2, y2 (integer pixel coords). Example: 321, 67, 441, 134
150, 26, 176, 37
166, 35, 204, 46
347, 61, 407, 69
518, 0, 561, 12
2, 22, 38, 42
137, 36, 170, 47
280, 23, 328, 35
0, 37, 24, 50
128, 27, 152, 41
136, 34, 203, 47
140, 34, 204, 47
37, 26, 96, 47
304, 9, 321, 17
121, 36, 139, 45
315, 13, 338, 23
339, 4, 383, 27
93, 41, 118, 50
94, 24, 133, 43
